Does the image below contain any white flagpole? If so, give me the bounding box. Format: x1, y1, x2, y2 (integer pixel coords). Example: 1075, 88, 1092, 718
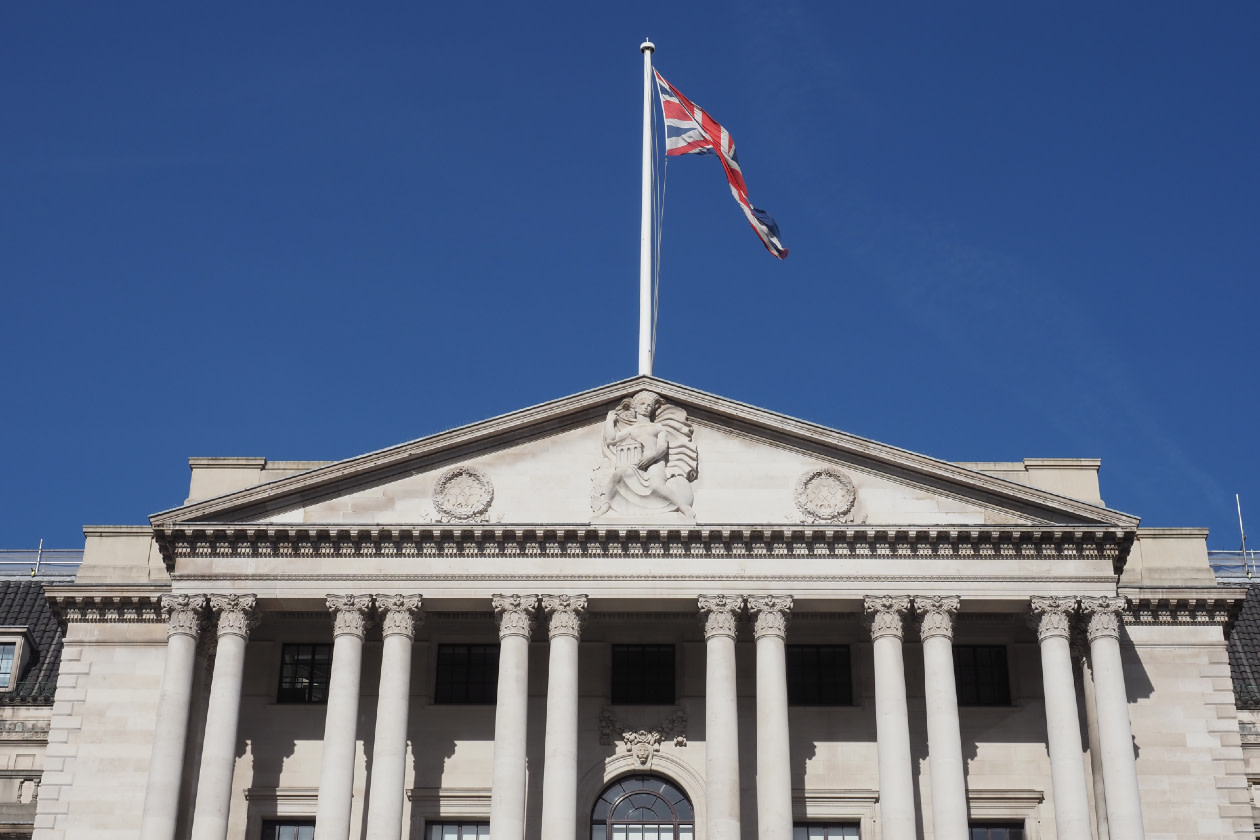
639, 38, 655, 376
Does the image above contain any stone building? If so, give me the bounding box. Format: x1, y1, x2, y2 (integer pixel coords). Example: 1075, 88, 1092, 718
0, 575, 67, 839
32, 377, 1252, 840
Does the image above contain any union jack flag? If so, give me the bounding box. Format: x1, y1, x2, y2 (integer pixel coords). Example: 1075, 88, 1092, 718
654, 69, 788, 259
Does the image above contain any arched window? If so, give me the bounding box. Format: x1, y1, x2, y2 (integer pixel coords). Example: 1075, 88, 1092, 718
590, 774, 695, 840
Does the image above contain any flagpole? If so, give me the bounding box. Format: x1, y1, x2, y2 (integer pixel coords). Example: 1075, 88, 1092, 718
639, 38, 655, 376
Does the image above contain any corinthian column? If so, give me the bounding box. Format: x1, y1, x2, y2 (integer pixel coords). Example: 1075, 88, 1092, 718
539, 595, 588, 840
748, 595, 793, 840
699, 595, 743, 840
1082, 596, 1145, 840
489, 595, 538, 840
916, 595, 967, 840
314, 595, 373, 840
190, 595, 258, 840
1030, 597, 1092, 840
140, 594, 207, 840
364, 595, 424, 840
864, 596, 916, 840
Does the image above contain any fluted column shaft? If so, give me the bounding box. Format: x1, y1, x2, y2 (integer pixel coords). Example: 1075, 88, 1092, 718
540, 595, 587, 840
314, 595, 373, 840
699, 595, 743, 840
365, 595, 424, 840
1031, 597, 1092, 840
190, 595, 258, 840
489, 595, 538, 840
864, 596, 916, 840
140, 595, 208, 840
1083, 597, 1145, 840
917, 595, 968, 840
749, 596, 793, 840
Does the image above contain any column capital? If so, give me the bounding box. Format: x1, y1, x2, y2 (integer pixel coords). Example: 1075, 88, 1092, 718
326, 594, 374, 640
1029, 595, 1078, 642
161, 594, 207, 640
698, 595, 743, 640
747, 595, 793, 640
541, 594, 588, 640
208, 594, 259, 640
863, 595, 911, 640
375, 594, 424, 639
915, 595, 960, 641
1081, 595, 1127, 642
493, 594, 539, 639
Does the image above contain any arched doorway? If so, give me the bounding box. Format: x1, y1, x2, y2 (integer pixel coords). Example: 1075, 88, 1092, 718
589, 774, 695, 840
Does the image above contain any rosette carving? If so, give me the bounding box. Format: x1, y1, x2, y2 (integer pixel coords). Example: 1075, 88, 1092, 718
1029, 596, 1078, 642
209, 594, 259, 640
747, 595, 793, 640
541, 594, 588, 640
698, 595, 743, 640
864, 595, 911, 640
376, 594, 424, 639
793, 468, 858, 523
1081, 596, 1127, 642
326, 595, 374, 640
161, 594, 208, 640
432, 466, 495, 523
493, 594, 539, 640
915, 595, 960, 641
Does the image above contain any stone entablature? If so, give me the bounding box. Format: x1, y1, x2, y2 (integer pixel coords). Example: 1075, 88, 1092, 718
153, 524, 1134, 570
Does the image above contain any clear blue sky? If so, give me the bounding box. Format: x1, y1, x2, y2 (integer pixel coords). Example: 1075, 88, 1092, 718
2, 3, 1257, 549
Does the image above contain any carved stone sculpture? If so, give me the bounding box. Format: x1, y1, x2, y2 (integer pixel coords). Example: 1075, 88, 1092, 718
591, 390, 698, 519
161, 594, 207, 640
864, 595, 911, 640
327, 594, 374, 639
375, 594, 424, 639
432, 466, 494, 523
1029, 595, 1077, 641
208, 594, 259, 640
747, 595, 793, 640
698, 595, 743, 640
793, 467, 858, 523
1082, 595, 1127, 641
493, 594, 538, 640
915, 595, 960, 641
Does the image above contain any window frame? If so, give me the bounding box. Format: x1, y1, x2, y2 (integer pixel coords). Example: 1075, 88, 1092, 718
425, 822, 490, 840
260, 818, 316, 840
610, 644, 677, 706
0, 628, 33, 693
434, 643, 500, 705
953, 644, 1012, 707
786, 644, 853, 707
967, 822, 1026, 840
276, 643, 333, 704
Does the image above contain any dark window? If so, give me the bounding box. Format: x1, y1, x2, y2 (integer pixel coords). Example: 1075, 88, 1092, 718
787, 645, 852, 706
0, 643, 14, 689
427, 823, 489, 839
591, 774, 694, 839
793, 826, 859, 839
611, 645, 675, 705
435, 644, 499, 704
262, 820, 315, 840
277, 644, 332, 703
954, 645, 1011, 706
968, 823, 1024, 840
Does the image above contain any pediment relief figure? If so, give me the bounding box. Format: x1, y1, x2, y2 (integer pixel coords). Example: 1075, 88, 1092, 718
591, 390, 698, 520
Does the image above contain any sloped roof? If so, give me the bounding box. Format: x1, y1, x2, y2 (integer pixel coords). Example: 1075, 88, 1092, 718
0, 581, 62, 705
1228, 584, 1260, 708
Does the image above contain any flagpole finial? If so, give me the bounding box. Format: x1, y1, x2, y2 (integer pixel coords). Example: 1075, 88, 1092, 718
640, 39, 654, 53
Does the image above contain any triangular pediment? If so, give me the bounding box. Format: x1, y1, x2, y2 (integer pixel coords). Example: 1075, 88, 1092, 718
149, 377, 1137, 531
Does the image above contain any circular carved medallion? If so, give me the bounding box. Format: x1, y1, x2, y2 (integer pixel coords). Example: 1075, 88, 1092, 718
432, 466, 494, 521
794, 468, 856, 521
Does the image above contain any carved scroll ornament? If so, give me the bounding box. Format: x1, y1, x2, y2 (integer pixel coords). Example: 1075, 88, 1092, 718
1029, 596, 1078, 642
1082, 596, 1127, 642
864, 595, 911, 640
747, 595, 793, 640
698, 595, 743, 640
915, 595, 960, 641
209, 594, 259, 640
493, 594, 539, 640
376, 594, 424, 639
541, 594, 588, 640
161, 594, 208, 640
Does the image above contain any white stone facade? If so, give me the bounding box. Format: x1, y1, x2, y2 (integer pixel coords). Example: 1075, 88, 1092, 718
32, 377, 1252, 840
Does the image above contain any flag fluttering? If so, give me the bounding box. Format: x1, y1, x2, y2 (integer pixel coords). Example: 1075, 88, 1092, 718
654, 69, 788, 259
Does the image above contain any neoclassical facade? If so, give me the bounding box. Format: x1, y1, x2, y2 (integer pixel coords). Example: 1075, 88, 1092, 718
34, 377, 1251, 840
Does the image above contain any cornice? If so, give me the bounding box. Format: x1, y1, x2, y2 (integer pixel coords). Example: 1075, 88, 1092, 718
1121, 587, 1244, 629
153, 523, 1134, 573
47, 585, 168, 625
148, 376, 1138, 531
